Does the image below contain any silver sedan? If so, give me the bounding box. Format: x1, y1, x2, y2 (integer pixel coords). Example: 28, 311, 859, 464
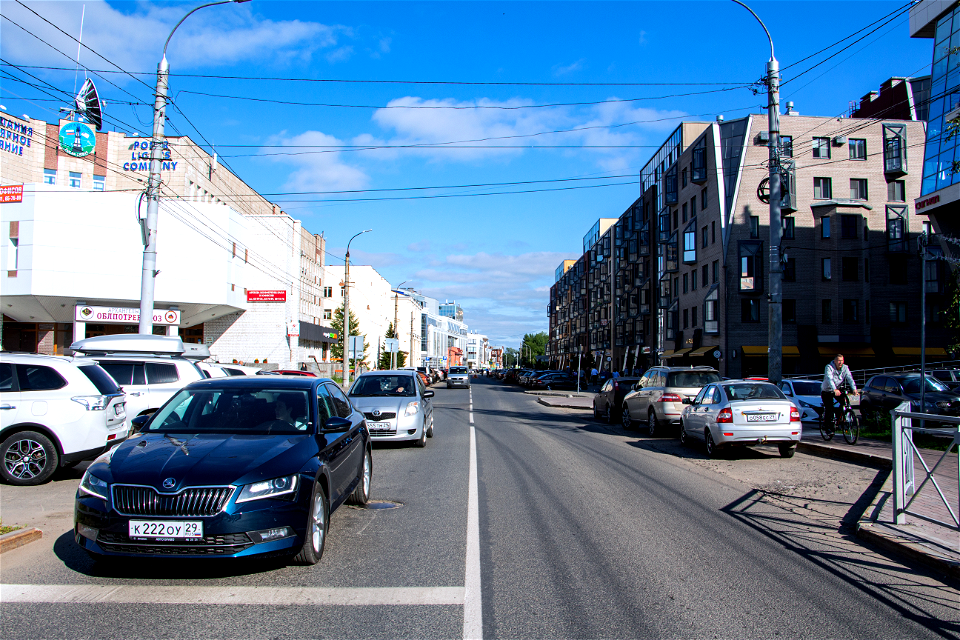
679, 381, 801, 458
348, 371, 435, 447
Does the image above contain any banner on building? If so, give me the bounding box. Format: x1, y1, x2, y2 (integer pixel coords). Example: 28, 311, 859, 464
75, 305, 180, 325
0, 185, 23, 203
247, 290, 286, 302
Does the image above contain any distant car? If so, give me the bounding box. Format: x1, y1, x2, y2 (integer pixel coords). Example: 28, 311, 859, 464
1, 353, 127, 485
592, 377, 642, 423
621, 366, 721, 437
680, 380, 801, 458
529, 372, 578, 391
271, 370, 319, 377
75, 376, 371, 564
778, 379, 824, 422
197, 363, 257, 378
349, 370, 434, 446
921, 369, 960, 391
447, 366, 470, 389
859, 373, 960, 423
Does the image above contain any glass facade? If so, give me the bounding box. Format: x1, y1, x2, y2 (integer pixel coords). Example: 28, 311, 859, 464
921, 4, 960, 195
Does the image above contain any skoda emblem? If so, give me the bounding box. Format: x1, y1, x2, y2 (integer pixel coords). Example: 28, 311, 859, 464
372, 410, 382, 418
162, 478, 176, 489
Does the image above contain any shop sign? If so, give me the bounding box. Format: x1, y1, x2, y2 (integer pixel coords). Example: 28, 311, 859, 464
1, 117, 33, 156
122, 139, 180, 172
59, 122, 96, 157
75, 305, 180, 325
915, 194, 940, 211
0, 185, 23, 203
247, 290, 286, 302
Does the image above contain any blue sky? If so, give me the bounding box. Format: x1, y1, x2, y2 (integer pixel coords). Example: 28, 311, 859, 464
1, 0, 933, 346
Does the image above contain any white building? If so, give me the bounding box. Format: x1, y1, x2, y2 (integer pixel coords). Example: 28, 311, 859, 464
411, 292, 468, 370
466, 333, 489, 369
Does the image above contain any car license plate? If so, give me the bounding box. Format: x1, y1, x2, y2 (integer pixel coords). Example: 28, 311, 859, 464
129, 520, 203, 539
369, 423, 393, 431
746, 413, 777, 422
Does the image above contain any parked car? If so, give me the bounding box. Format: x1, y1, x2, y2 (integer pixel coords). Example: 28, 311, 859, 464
75, 376, 370, 564
621, 366, 721, 436
71, 335, 206, 429
859, 373, 960, 423
777, 379, 825, 422
1, 353, 127, 485
529, 372, 578, 391
592, 377, 642, 423
920, 368, 960, 391
270, 370, 319, 377
349, 370, 435, 446
197, 363, 257, 378
447, 366, 470, 389
680, 380, 802, 458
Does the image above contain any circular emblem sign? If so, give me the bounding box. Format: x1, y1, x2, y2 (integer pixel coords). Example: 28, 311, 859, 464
59, 122, 96, 157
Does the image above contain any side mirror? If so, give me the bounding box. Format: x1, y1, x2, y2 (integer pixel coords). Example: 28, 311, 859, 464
423, 390, 435, 398
682, 397, 692, 405
323, 416, 351, 433
130, 414, 150, 434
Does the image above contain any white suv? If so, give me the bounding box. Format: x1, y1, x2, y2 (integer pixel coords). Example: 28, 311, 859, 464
0, 354, 127, 485
71, 335, 206, 427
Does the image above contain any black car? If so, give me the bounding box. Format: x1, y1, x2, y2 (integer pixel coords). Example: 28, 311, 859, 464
75, 377, 371, 565
860, 373, 960, 422
592, 377, 642, 423
528, 372, 579, 391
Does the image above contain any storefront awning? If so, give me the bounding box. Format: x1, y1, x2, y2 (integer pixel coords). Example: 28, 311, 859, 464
661, 349, 675, 357
666, 348, 692, 357
690, 345, 719, 356
817, 346, 875, 356
892, 347, 948, 356
741, 345, 800, 356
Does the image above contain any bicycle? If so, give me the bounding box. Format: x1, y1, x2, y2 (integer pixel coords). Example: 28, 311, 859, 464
819, 384, 860, 445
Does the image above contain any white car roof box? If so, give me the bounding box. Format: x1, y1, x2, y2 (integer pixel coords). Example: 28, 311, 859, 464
181, 342, 211, 361
71, 334, 188, 356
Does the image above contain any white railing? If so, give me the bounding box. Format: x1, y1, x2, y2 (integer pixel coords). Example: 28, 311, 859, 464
891, 402, 960, 531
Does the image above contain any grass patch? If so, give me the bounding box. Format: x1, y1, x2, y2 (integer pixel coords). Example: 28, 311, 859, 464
0, 520, 23, 536
860, 411, 959, 452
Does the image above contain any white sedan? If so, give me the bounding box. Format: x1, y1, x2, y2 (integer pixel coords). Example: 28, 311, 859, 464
778, 379, 824, 422
680, 381, 802, 458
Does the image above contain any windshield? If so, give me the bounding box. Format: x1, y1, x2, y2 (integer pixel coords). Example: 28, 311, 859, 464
791, 381, 822, 396
350, 375, 416, 397
666, 371, 720, 388
148, 388, 312, 435
724, 383, 785, 401
900, 376, 949, 394
450, 367, 468, 374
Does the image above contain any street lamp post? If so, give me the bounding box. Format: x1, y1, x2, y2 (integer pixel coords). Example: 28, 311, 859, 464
138, 0, 249, 335
342, 229, 372, 389
392, 280, 408, 369
733, 0, 782, 383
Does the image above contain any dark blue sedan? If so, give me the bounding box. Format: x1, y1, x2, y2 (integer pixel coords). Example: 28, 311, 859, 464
74, 377, 371, 565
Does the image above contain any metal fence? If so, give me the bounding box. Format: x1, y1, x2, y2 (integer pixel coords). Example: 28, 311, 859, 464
786, 359, 960, 388
890, 403, 959, 531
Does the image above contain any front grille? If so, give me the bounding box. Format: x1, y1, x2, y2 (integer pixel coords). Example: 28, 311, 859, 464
97, 531, 253, 556
369, 430, 398, 437
364, 412, 396, 421
112, 485, 234, 517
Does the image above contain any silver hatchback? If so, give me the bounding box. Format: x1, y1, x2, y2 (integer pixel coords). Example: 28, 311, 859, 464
621, 366, 720, 437
349, 371, 435, 447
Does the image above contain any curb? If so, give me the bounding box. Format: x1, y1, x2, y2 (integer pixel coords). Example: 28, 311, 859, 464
797, 440, 892, 468
0, 527, 42, 554
537, 397, 592, 410
856, 474, 960, 581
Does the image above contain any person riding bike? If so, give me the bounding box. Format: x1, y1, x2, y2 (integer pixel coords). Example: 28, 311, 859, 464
821, 354, 857, 434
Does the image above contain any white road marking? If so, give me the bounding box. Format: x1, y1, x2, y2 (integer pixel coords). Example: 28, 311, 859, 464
462, 425, 482, 640
469, 412, 474, 424
0, 584, 464, 606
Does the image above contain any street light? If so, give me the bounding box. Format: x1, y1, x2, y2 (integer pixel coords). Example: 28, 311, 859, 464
392, 280, 408, 369
139, 0, 250, 335
732, 0, 783, 383
342, 229, 372, 388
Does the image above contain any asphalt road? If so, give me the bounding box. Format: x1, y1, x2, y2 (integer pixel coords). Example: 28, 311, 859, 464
1, 377, 958, 639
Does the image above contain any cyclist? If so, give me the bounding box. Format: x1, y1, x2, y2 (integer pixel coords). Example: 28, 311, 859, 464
821, 353, 857, 434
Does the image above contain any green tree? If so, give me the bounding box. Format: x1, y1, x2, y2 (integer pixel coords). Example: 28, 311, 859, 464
944, 267, 960, 355
378, 322, 408, 369
520, 332, 548, 368
330, 305, 369, 370
503, 347, 518, 367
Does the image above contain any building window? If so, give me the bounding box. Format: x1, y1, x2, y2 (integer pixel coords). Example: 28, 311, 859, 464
69, 172, 81, 188
323, 286, 333, 297
843, 299, 859, 323
692, 142, 707, 181
822, 257, 832, 280
783, 299, 796, 324
711, 220, 716, 244
690, 196, 696, 216
781, 135, 793, 157
822, 216, 831, 239
783, 258, 796, 282
890, 301, 907, 324
813, 137, 831, 159
783, 216, 795, 239
701, 264, 708, 287
741, 298, 760, 322
849, 139, 867, 160
43, 169, 56, 185
814, 177, 832, 199
883, 123, 907, 174
712, 260, 719, 284
750, 215, 760, 239
681, 167, 688, 188
864, 258, 869, 282
701, 187, 707, 210
888, 180, 905, 202
92, 175, 105, 191
850, 179, 868, 200
841, 257, 859, 281
683, 273, 689, 294
682, 202, 688, 222
701, 225, 708, 248
705, 287, 719, 333
841, 214, 859, 239
691, 269, 697, 290
683, 221, 697, 263
323, 309, 332, 320
673, 209, 679, 230
887, 205, 907, 252
739, 242, 762, 292
683, 308, 689, 329
889, 255, 908, 285
822, 299, 833, 324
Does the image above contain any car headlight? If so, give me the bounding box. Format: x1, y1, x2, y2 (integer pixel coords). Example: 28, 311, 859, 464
404, 401, 420, 416
236, 475, 299, 503
79, 470, 109, 500
798, 399, 814, 409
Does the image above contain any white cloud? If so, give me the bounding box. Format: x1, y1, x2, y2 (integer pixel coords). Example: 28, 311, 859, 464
264, 130, 369, 192
553, 59, 585, 77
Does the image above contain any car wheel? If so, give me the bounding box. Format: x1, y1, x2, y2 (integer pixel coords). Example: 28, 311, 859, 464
604, 404, 613, 424
622, 405, 634, 430
679, 422, 688, 446
426, 418, 434, 438
346, 448, 372, 506
705, 429, 718, 458
779, 443, 797, 458
293, 483, 329, 565
1, 431, 59, 486
647, 410, 658, 438
414, 426, 427, 448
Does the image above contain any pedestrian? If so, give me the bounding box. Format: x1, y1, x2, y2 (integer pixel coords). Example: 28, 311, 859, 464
821, 353, 858, 434
590, 367, 599, 385
612, 370, 620, 379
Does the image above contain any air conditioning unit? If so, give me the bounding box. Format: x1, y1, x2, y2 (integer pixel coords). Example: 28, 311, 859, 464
833, 136, 847, 145
756, 130, 770, 144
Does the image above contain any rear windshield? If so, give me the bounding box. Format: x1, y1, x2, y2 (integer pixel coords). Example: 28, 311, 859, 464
450, 367, 468, 374
350, 375, 416, 397
78, 365, 122, 395
791, 381, 821, 396
666, 371, 720, 388
724, 383, 785, 401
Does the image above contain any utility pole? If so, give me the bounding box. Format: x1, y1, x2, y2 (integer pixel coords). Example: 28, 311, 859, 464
342, 229, 371, 389
733, 0, 782, 383
392, 280, 407, 369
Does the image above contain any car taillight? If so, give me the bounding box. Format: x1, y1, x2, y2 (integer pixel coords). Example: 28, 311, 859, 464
717, 408, 733, 423
660, 393, 682, 403
790, 408, 801, 422
613, 381, 619, 391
